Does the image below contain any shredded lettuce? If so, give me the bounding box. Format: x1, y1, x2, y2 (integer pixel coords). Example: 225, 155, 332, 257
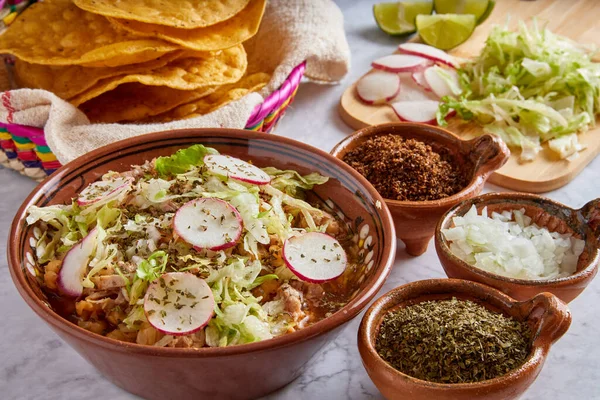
438, 20, 600, 161
262, 167, 329, 197
155, 144, 219, 176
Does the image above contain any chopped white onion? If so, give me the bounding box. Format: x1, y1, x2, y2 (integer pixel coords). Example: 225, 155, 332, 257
442, 205, 585, 280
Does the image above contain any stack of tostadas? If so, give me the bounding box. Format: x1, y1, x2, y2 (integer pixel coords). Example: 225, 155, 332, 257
0, 0, 269, 123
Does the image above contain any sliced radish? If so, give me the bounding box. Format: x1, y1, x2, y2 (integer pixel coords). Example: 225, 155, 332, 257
57, 228, 98, 297
424, 65, 462, 98
203, 154, 271, 185
356, 70, 401, 105
392, 100, 440, 125
371, 54, 431, 73
77, 177, 133, 206
412, 71, 432, 92
283, 232, 347, 283
144, 272, 214, 336
173, 198, 242, 251
392, 73, 439, 103
398, 43, 459, 68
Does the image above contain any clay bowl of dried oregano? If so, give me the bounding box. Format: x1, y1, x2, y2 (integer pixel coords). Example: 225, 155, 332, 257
331, 122, 510, 256
435, 192, 600, 303
358, 278, 571, 400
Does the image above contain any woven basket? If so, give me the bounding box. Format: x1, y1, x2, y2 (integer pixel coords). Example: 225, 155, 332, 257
0, 61, 306, 180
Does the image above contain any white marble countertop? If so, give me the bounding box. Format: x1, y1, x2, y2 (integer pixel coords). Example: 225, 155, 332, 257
2, 1, 600, 399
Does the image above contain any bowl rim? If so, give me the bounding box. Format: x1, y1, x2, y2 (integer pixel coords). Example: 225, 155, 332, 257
329, 122, 492, 208
358, 278, 546, 389
435, 192, 600, 286
8, 127, 397, 357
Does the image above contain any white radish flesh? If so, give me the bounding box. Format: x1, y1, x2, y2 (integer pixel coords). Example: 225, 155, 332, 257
174, 198, 243, 251
204, 154, 271, 185
398, 43, 459, 68
57, 228, 98, 297
412, 71, 432, 92
424, 65, 462, 98
371, 54, 431, 73
391, 73, 439, 103
77, 177, 133, 206
356, 70, 401, 105
144, 272, 214, 336
283, 232, 347, 283
392, 100, 440, 125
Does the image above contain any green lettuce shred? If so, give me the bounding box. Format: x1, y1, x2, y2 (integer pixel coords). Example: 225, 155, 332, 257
155, 144, 219, 176
437, 20, 599, 161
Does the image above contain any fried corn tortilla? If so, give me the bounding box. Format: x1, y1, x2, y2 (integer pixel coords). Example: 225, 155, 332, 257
147, 72, 270, 122
0, 0, 178, 66
80, 83, 217, 123
14, 51, 186, 99
70, 45, 247, 107
107, 0, 266, 52
73, 0, 251, 29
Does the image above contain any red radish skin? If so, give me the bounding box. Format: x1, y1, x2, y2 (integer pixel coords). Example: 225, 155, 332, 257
173, 198, 243, 251
392, 73, 438, 103
371, 54, 431, 73
424, 65, 461, 98
282, 232, 347, 283
392, 100, 440, 125
356, 70, 401, 105
398, 43, 459, 68
57, 228, 98, 297
412, 71, 432, 92
203, 154, 271, 185
144, 272, 215, 336
77, 177, 133, 206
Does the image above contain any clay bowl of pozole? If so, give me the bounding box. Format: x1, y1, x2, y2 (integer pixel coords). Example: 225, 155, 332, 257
7, 128, 396, 400
331, 122, 510, 256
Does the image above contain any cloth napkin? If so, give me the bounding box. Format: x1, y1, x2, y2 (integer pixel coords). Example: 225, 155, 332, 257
0, 0, 350, 164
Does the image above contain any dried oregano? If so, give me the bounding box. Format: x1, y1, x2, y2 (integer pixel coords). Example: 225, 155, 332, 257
375, 298, 531, 383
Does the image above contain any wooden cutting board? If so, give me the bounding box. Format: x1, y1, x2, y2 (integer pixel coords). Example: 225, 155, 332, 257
339, 0, 600, 193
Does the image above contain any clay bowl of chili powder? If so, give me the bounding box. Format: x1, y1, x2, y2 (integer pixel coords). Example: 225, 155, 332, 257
331, 122, 509, 256
358, 278, 571, 400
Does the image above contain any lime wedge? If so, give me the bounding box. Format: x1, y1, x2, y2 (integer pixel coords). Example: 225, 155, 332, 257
416, 14, 476, 50
433, 0, 492, 24
373, 1, 433, 36
476, 0, 495, 24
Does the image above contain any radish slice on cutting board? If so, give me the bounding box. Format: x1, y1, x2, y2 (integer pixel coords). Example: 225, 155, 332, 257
424, 65, 462, 98
174, 198, 243, 251
398, 43, 459, 68
392, 100, 440, 125
283, 232, 347, 283
144, 272, 214, 336
77, 177, 133, 206
356, 70, 401, 105
371, 54, 431, 73
391, 73, 439, 102
57, 228, 98, 297
412, 71, 432, 92
204, 155, 271, 185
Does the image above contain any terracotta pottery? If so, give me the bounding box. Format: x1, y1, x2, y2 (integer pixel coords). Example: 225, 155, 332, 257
358, 278, 571, 400
435, 192, 600, 303
7, 129, 397, 400
330, 123, 509, 256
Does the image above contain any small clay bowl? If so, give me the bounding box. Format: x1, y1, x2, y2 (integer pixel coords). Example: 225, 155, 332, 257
435, 192, 600, 303
358, 278, 571, 400
331, 123, 509, 256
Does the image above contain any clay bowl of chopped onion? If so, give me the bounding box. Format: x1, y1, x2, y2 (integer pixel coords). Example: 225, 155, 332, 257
331, 123, 509, 256
358, 278, 571, 400
435, 192, 600, 303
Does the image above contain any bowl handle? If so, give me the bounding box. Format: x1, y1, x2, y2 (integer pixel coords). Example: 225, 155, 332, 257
517, 292, 571, 346
579, 198, 600, 247
465, 134, 510, 177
